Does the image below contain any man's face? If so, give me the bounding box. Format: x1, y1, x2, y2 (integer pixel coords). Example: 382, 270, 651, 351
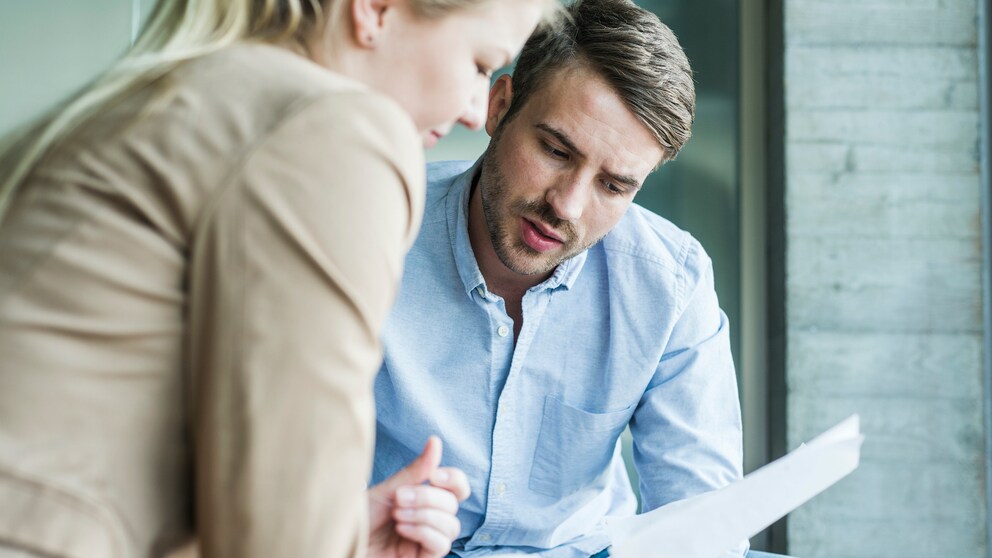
477, 64, 665, 277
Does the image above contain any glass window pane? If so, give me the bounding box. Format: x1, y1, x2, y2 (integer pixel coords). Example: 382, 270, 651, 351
0, 1, 133, 135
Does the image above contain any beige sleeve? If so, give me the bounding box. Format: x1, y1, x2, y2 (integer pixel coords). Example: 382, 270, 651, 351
185, 91, 424, 558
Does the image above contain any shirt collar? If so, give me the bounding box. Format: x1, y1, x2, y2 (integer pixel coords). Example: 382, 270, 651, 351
445, 157, 589, 298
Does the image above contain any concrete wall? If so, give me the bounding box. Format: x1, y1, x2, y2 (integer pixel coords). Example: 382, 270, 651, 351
783, 1, 987, 556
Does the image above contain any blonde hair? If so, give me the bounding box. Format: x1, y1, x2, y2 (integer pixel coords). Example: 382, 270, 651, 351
0, 0, 560, 223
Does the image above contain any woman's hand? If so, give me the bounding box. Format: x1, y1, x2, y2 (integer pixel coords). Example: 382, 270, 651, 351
367, 436, 471, 558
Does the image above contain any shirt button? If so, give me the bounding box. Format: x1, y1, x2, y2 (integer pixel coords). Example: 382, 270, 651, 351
476, 287, 485, 297
497, 325, 510, 337
478, 533, 492, 542
494, 482, 507, 496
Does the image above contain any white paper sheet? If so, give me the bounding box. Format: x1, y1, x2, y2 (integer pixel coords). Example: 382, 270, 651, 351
606, 414, 864, 558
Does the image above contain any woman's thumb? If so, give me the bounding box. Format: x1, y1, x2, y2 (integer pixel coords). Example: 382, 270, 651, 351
382, 435, 443, 493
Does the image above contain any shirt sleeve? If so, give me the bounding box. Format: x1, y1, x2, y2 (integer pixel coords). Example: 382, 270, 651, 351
628, 237, 747, 556
184, 90, 424, 558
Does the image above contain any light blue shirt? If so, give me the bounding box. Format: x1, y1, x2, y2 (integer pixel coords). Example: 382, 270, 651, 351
373, 160, 744, 557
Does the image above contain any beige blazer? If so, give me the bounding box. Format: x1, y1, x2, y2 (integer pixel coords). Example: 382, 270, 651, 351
0, 42, 424, 558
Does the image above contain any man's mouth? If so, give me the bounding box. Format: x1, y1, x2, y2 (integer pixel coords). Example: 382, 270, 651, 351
520, 218, 565, 253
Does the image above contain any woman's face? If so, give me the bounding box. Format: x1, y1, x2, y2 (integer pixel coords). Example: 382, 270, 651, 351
371, 0, 545, 147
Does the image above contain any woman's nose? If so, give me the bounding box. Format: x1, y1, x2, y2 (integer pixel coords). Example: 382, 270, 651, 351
457, 83, 488, 131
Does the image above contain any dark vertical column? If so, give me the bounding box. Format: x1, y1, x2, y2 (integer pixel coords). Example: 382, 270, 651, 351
763, 0, 788, 553
739, 0, 770, 547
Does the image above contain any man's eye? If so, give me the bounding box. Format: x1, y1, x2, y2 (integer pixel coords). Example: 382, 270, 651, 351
605, 182, 626, 195
541, 141, 568, 160
477, 64, 493, 78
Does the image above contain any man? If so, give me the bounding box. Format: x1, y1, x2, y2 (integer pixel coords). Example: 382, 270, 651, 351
372, 0, 744, 556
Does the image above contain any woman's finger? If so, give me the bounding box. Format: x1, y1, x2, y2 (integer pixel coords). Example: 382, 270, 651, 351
393, 506, 462, 540
394, 522, 453, 558
429, 466, 471, 502
394, 484, 460, 515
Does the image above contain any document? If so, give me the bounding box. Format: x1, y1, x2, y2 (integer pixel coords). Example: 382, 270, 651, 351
605, 415, 864, 558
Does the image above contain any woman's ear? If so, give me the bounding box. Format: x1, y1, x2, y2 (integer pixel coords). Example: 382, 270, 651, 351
486, 74, 515, 136
351, 0, 391, 48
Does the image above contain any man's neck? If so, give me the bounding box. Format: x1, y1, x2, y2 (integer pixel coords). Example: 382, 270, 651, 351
467, 179, 550, 303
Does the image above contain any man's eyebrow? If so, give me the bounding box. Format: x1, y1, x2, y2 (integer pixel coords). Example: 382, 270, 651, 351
535, 123, 583, 158
611, 174, 641, 190
535, 122, 642, 190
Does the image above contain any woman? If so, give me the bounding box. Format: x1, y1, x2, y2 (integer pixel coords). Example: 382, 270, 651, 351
0, 1, 552, 557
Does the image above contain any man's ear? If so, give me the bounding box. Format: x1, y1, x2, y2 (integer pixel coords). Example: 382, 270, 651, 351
485, 74, 514, 136
351, 0, 390, 48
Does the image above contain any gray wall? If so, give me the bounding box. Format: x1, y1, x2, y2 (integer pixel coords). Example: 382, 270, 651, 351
783, 0, 987, 556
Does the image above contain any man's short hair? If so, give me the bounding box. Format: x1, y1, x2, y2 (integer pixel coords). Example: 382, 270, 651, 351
500, 0, 695, 162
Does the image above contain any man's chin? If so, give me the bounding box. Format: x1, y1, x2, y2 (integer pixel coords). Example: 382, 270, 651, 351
498, 249, 564, 277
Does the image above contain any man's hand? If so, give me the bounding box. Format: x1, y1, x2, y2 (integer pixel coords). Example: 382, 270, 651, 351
367, 436, 471, 558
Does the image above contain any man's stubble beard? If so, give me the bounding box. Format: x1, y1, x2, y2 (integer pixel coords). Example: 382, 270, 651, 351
477, 142, 601, 277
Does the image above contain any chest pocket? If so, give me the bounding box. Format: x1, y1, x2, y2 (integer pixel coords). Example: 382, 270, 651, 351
528, 396, 633, 499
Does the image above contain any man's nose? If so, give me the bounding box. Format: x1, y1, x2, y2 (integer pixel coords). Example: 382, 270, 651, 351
546, 179, 587, 222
